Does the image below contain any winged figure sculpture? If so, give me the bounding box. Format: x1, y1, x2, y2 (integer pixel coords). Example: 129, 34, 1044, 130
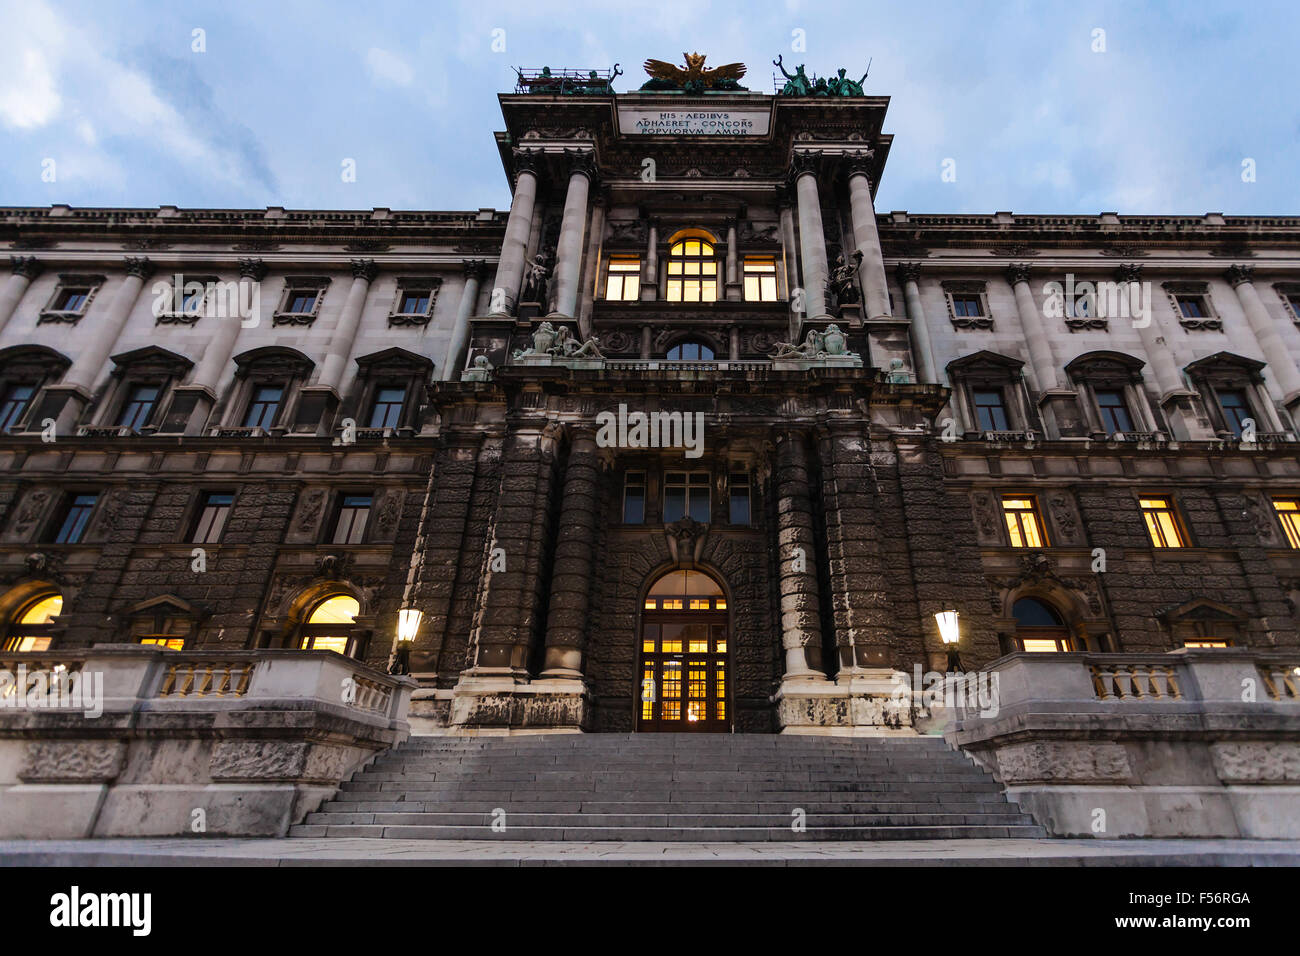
642, 53, 747, 90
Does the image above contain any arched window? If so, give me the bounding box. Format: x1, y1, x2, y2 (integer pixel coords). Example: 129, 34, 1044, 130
3, 593, 62, 652
666, 236, 718, 303
640, 569, 729, 731
298, 594, 361, 656
1013, 597, 1073, 652
666, 340, 715, 361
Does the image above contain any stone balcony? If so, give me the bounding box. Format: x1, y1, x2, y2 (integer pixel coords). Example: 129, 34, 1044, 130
0, 646, 414, 839
928, 649, 1300, 838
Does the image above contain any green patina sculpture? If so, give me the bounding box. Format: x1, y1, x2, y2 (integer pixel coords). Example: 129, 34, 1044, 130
774, 56, 868, 96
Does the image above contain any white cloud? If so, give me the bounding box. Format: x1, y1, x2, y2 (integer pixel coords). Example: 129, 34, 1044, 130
0, 48, 61, 129
366, 47, 415, 87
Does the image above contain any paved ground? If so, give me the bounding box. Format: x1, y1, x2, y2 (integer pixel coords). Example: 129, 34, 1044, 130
2, 837, 1298, 866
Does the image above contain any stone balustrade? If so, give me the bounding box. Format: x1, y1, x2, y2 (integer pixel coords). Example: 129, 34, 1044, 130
0, 646, 414, 839
932, 649, 1300, 838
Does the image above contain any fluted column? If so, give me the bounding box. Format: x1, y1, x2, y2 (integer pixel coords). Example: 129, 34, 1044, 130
317, 259, 377, 391
792, 153, 830, 321
845, 155, 891, 321
549, 151, 594, 319
489, 149, 540, 315
775, 430, 825, 678
897, 263, 937, 383
1227, 265, 1300, 400
640, 217, 659, 301
62, 257, 154, 394
540, 428, 599, 678
443, 260, 484, 381
0, 257, 43, 338
1005, 264, 1059, 393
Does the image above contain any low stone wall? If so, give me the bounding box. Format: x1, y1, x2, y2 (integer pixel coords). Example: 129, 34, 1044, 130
938, 650, 1300, 838
0, 646, 413, 838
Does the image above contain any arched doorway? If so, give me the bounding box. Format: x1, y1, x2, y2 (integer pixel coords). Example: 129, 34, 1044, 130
638, 569, 730, 732
1013, 597, 1074, 652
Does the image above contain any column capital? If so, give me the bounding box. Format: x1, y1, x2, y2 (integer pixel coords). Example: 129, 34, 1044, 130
1005, 262, 1033, 286
1114, 262, 1144, 283
1225, 264, 1256, 288
564, 148, 598, 183
462, 259, 487, 281
9, 256, 43, 280
843, 148, 876, 181
238, 257, 268, 281
350, 258, 379, 282
123, 256, 155, 280
789, 149, 822, 181
511, 147, 543, 181
896, 261, 923, 285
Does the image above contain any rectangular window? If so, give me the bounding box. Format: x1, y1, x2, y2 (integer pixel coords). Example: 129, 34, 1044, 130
331, 493, 372, 545
1273, 498, 1300, 549
398, 290, 431, 315
1140, 497, 1187, 548
0, 383, 35, 431
132, 615, 189, 650
53, 493, 97, 544
117, 384, 160, 431
664, 472, 710, 524
243, 385, 283, 429
622, 471, 646, 524
1217, 389, 1253, 436
53, 287, 91, 312
368, 386, 406, 429
605, 257, 641, 301
285, 290, 318, 314
1176, 295, 1207, 319
1095, 389, 1135, 434
1289, 295, 1300, 318
192, 492, 234, 544
951, 295, 984, 317
973, 389, 1010, 432
728, 467, 751, 525
743, 257, 778, 302
1001, 496, 1047, 548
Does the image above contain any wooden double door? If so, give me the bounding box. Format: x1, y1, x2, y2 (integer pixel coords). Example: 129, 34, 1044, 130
637, 615, 730, 733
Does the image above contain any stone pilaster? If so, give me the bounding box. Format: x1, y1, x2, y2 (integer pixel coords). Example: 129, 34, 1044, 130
0, 256, 43, 337
724, 217, 742, 301
640, 216, 659, 302
443, 260, 484, 381
549, 150, 595, 319
897, 262, 937, 384
540, 428, 599, 679
774, 429, 826, 679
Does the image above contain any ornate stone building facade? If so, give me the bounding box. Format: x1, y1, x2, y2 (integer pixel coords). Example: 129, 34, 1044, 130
2, 61, 1299, 738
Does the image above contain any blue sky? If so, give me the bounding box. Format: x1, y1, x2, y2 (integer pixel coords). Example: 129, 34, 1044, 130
0, 0, 1295, 216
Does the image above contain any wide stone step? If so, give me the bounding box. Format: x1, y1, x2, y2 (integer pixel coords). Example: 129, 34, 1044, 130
303, 810, 1038, 827
288, 823, 1048, 841
319, 797, 1017, 813
353, 770, 991, 784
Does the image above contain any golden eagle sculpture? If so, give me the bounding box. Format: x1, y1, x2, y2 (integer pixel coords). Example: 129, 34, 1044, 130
641, 53, 747, 91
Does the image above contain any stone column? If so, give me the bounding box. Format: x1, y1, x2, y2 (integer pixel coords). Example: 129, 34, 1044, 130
777, 190, 800, 340
729, 326, 740, 361
577, 195, 604, 338
488, 149, 540, 315
173, 258, 266, 434
1227, 265, 1300, 405
317, 259, 377, 391
897, 263, 937, 384
640, 216, 659, 302
443, 260, 484, 381
1007, 263, 1083, 436
540, 428, 599, 678
792, 152, 830, 321
549, 151, 594, 319
845, 155, 891, 321
1119, 264, 1209, 440
724, 218, 741, 301
775, 430, 826, 678
640, 325, 652, 359
0, 257, 43, 338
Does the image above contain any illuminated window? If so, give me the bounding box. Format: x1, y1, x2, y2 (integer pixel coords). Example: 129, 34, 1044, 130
605, 257, 641, 301
743, 257, 778, 301
1140, 497, 1186, 548
1013, 597, 1071, 652
299, 594, 360, 656
2, 593, 62, 652
639, 573, 729, 730
1273, 498, 1300, 549
664, 472, 710, 523
1001, 496, 1046, 548
666, 340, 714, 361
1184, 640, 1230, 648
666, 238, 717, 303
132, 613, 189, 650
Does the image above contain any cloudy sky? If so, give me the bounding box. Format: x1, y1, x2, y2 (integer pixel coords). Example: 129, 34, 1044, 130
0, 0, 1295, 216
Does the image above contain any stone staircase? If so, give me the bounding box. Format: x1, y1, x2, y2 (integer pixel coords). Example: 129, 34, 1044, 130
291, 734, 1047, 841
